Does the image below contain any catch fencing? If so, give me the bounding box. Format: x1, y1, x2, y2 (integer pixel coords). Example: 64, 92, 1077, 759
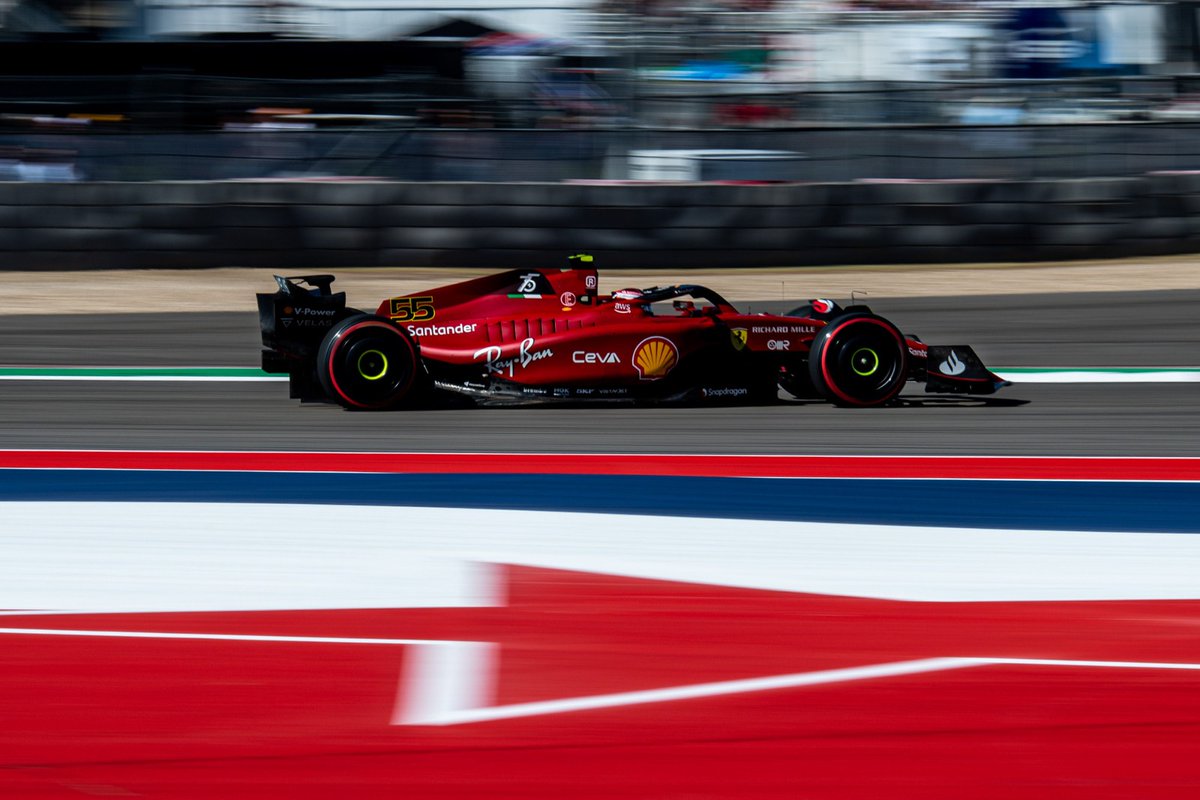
7, 123, 1200, 184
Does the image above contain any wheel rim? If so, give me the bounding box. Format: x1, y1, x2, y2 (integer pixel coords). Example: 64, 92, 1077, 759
357, 349, 389, 381
832, 334, 900, 395
815, 317, 906, 406
325, 321, 415, 409
850, 347, 879, 377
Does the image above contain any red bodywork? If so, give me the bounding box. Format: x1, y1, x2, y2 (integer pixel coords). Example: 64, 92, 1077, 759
258, 265, 1007, 407
375, 266, 834, 401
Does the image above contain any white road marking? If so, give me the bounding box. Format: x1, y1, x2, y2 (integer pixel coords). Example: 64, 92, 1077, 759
0, 627, 463, 647
393, 641, 498, 726
401, 655, 1200, 726
402, 657, 974, 726
4, 624, 1199, 726
0, 503, 503, 612
4, 501, 1200, 607
0, 627, 496, 726
995, 370, 1200, 383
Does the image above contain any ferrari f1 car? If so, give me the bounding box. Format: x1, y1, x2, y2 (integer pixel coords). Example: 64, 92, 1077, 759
257, 257, 1008, 409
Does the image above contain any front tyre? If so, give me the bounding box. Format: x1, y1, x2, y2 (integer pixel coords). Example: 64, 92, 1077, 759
807, 313, 907, 407
317, 315, 420, 409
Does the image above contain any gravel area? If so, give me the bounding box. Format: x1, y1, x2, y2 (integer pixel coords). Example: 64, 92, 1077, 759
1, 256, 1199, 315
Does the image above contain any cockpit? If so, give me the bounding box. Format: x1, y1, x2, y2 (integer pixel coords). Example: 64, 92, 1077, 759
602, 284, 737, 317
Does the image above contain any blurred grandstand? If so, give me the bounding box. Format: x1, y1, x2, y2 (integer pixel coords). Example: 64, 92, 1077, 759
1, 0, 1200, 181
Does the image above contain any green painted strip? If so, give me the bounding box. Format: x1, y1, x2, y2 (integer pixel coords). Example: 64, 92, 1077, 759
0, 367, 272, 378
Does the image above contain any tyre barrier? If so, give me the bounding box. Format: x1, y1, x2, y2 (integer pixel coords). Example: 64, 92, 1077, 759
1, 174, 1199, 269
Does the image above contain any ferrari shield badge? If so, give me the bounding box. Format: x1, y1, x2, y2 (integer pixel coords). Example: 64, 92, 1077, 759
730, 328, 748, 351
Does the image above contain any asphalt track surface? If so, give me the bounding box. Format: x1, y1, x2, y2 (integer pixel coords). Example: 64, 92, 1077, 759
0, 288, 1198, 455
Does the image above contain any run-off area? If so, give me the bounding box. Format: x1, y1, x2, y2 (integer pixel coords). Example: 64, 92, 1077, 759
3, 471, 1200, 799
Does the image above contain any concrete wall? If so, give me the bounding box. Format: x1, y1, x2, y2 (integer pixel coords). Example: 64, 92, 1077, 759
1, 176, 1198, 270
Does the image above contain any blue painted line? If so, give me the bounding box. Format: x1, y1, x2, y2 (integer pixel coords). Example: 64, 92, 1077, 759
1, 470, 1197, 533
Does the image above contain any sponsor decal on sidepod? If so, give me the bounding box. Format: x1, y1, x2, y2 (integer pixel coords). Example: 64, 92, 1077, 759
573, 351, 620, 364
751, 325, 815, 334
633, 337, 678, 380
474, 337, 553, 378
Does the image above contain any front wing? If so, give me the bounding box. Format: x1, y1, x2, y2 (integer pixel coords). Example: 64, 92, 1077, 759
922, 345, 1011, 395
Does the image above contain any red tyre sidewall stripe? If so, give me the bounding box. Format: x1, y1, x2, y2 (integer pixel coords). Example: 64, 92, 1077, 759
326, 320, 416, 410
819, 318, 907, 406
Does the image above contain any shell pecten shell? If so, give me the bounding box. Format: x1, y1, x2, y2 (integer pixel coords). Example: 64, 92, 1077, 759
633, 336, 678, 380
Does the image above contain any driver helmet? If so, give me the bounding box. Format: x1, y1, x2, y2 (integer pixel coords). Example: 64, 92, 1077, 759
611, 287, 647, 314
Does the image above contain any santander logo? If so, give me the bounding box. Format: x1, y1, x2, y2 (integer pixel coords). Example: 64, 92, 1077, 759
939, 350, 966, 376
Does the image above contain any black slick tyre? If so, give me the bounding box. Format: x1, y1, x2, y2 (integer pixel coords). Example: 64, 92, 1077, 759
316, 315, 420, 410
807, 312, 907, 407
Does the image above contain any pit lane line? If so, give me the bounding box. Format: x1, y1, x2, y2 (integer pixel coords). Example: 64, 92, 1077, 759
0, 367, 1198, 383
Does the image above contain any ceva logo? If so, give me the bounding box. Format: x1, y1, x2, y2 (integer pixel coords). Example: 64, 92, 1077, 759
573, 351, 619, 364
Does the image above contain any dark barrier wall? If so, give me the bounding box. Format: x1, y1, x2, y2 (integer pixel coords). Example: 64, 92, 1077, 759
2, 175, 1199, 270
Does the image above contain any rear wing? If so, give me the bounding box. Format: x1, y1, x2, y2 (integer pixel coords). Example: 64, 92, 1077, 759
256, 274, 353, 370
273, 274, 337, 297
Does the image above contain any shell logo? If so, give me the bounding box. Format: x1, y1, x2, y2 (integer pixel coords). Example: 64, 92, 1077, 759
633, 336, 678, 380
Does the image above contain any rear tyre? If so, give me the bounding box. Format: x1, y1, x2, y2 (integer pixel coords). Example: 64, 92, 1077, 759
317, 315, 420, 410
807, 313, 907, 407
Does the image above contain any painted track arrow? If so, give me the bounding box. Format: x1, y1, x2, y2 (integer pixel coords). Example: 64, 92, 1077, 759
4, 565, 1200, 798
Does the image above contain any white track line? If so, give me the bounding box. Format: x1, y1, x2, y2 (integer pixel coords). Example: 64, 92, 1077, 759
404, 657, 972, 726
4, 626, 1200, 726
0, 627, 462, 646
996, 371, 1200, 383
399, 655, 1200, 726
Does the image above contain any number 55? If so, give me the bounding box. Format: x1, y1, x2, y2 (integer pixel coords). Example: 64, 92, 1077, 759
389, 296, 435, 322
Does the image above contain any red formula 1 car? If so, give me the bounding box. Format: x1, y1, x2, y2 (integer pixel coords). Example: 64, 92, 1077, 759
257, 257, 1008, 409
